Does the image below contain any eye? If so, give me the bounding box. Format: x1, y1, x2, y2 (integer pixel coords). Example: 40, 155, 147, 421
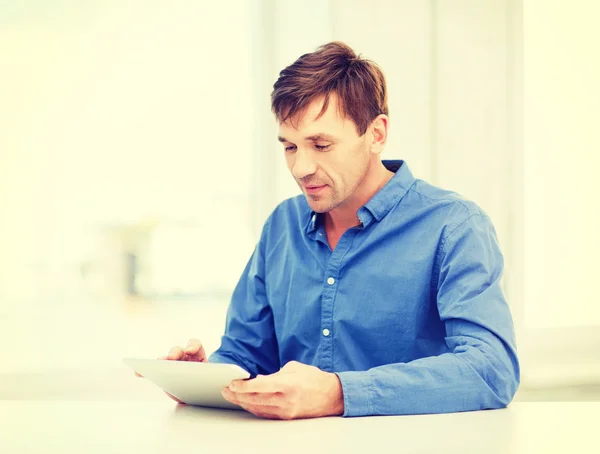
315, 144, 331, 151
284, 145, 297, 152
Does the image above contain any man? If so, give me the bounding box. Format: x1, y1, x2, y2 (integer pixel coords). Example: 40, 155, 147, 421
142, 41, 519, 420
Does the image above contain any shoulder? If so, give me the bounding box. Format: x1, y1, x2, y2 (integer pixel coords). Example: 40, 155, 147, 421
259, 194, 311, 241
406, 178, 494, 237
268, 194, 310, 225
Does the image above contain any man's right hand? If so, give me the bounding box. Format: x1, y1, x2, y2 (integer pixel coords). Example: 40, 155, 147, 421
134, 338, 208, 403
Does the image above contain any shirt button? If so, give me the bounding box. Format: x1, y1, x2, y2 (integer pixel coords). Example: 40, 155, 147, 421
323, 328, 330, 337
327, 277, 335, 285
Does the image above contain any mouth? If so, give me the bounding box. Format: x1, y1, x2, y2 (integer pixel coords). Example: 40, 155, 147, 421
303, 185, 327, 195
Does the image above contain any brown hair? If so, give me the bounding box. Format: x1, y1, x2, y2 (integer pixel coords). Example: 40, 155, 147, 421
271, 41, 388, 136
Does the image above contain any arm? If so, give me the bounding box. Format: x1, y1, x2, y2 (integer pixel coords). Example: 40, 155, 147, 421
336, 212, 520, 417
208, 221, 280, 377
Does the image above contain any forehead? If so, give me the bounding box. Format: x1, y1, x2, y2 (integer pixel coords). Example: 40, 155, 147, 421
278, 94, 357, 139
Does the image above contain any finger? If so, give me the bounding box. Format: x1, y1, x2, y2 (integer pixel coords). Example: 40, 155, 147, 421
167, 347, 184, 360
221, 388, 237, 404
222, 390, 284, 419
184, 339, 207, 361
164, 391, 185, 404
239, 403, 283, 420
229, 375, 284, 394
223, 388, 282, 407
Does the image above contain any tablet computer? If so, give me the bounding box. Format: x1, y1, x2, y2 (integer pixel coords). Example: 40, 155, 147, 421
123, 358, 251, 410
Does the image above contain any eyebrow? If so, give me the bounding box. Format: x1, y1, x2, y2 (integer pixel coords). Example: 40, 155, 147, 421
278, 133, 336, 143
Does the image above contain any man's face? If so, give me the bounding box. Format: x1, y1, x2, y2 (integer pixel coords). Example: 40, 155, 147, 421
278, 94, 372, 214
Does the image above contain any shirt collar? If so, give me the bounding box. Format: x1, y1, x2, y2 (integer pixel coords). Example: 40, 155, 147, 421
307, 212, 319, 233
306, 160, 415, 233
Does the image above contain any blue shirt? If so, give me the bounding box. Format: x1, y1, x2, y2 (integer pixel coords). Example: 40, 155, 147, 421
209, 160, 520, 417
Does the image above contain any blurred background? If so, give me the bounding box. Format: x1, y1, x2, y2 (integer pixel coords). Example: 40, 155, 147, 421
0, 0, 598, 401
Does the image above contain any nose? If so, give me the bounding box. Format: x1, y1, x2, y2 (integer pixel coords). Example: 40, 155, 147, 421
290, 148, 317, 180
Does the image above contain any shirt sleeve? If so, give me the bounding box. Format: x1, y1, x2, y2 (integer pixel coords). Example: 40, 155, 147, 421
208, 218, 280, 377
335, 212, 520, 417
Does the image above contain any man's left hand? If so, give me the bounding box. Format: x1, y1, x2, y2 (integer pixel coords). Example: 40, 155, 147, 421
221, 361, 344, 420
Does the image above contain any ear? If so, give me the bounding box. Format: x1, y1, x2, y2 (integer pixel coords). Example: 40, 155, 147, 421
369, 114, 388, 155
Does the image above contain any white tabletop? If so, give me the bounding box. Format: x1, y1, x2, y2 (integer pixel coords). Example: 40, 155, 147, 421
1, 400, 597, 454
0, 366, 597, 453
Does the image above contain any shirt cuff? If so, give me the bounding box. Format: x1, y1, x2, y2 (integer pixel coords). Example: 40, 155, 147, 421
335, 370, 376, 417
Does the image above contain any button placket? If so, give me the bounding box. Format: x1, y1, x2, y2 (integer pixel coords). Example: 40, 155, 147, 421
318, 229, 359, 371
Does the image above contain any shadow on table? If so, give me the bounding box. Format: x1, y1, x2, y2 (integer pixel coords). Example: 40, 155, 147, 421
171, 403, 262, 420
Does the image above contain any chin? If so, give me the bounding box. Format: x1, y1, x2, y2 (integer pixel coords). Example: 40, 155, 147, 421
306, 198, 334, 214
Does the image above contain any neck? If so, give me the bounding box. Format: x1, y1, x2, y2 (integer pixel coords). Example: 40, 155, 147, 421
325, 160, 394, 233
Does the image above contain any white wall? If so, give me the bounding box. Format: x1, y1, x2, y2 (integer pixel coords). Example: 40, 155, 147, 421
520, 0, 600, 386
523, 0, 600, 328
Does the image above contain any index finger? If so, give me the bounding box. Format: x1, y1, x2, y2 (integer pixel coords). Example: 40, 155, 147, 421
184, 338, 206, 356
167, 346, 185, 360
